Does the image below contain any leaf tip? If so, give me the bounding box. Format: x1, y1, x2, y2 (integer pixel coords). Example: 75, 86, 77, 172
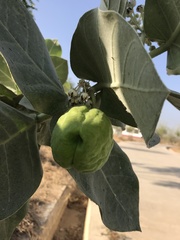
146, 133, 160, 148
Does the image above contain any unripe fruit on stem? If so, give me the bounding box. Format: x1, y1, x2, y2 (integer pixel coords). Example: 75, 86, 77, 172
51, 106, 114, 173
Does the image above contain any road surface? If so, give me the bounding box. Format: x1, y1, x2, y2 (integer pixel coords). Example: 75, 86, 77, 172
85, 141, 180, 240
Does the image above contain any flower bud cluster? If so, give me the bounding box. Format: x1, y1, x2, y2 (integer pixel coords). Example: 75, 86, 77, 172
127, 1, 145, 15
127, 0, 136, 10
126, 1, 157, 51
68, 79, 93, 108
126, 1, 144, 29
144, 38, 157, 51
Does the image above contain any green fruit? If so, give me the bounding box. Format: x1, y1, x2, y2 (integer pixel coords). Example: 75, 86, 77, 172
51, 106, 114, 173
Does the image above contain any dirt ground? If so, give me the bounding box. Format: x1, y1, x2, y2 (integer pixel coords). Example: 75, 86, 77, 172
114, 134, 180, 153
53, 188, 88, 240
11, 146, 88, 240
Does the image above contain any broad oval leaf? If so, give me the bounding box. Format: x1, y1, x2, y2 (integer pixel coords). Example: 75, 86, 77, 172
69, 141, 140, 232
0, 101, 42, 219
0, 202, 28, 240
45, 39, 62, 57
45, 39, 68, 84
144, 0, 179, 41
97, 88, 137, 127
0, 0, 68, 116
100, 0, 127, 16
70, 9, 112, 84
70, 8, 169, 146
50, 56, 68, 85
0, 54, 20, 95
144, 0, 180, 74
0, 84, 22, 108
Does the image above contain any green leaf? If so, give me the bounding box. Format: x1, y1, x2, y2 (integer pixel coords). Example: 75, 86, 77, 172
0, 84, 16, 105
0, 101, 42, 220
37, 119, 51, 146
19, 96, 36, 111
167, 90, 180, 110
0, 84, 23, 107
45, 39, 68, 84
144, 0, 180, 74
70, 9, 169, 146
51, 56, 68, 84
97, 88, 137, 127
63, 81, 72, 93
144, 0, 180, 41
99, 0, 127, 16
0, 54, 21, 95
70, 10, 111, 84
0, 84, 16, 99
69, 141, 140, 232
0, 0, 68, 116
45, 39, 62, 57
109, 118, 125, 129
0, 202, 28, 240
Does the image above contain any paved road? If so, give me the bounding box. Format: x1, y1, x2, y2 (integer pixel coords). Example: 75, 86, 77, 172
85, 141, 180, 240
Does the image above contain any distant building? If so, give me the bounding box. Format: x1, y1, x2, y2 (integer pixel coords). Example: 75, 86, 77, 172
121, 127, 142, 138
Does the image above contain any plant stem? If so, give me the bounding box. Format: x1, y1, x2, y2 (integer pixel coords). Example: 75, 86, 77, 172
149, 22, 180, 58
36, 113, 51, 123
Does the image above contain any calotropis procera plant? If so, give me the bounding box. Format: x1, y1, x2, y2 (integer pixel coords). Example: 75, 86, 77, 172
0, 0, 180, 239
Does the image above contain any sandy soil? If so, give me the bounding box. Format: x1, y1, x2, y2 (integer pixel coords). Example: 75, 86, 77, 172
11, 146, 87, 240
53, 188, 88, 240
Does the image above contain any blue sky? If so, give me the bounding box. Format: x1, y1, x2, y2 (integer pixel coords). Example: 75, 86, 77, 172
33, 0, 180, 130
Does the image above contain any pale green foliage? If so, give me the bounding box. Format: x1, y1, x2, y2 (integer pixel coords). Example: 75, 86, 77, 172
63, 80, 73, 93
0, 203, 28, 240
70, 8, 169, 147
0, 54, 21, 95
45, 39, 68, 84
0, 0, 180, 238
144, 0, 180, 74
